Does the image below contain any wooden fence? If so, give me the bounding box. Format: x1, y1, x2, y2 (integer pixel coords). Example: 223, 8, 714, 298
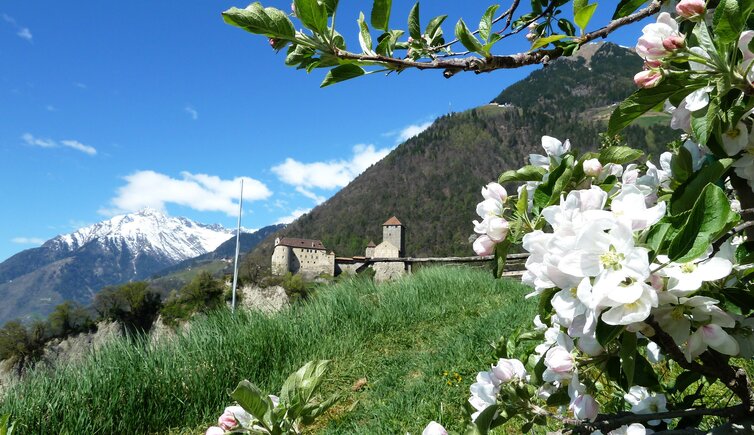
363, 253, 529, 277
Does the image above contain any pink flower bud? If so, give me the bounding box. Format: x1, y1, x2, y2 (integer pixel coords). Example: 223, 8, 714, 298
481, 182, 507, 203
473, 235, 495, 256
291, 2, 297, 16
408, 36, 415, 44
634, 70, 662, 88
491, 358, 527, 383
582, 158, 603, 177
218, 411, 237, 430
571, 394, 599, 421
544, 346, 574, 373
676, 0, 706, 19
662, 35, 685, 51
269, 38, 278, 47
644, 59, 662, 68
206, 427, 225, 435
525, 32, 537, 41
486, 217, 509, 242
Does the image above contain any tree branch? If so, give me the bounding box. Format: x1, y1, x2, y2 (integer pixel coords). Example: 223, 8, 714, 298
334, 0, 662, 77
568, 405, 747, 434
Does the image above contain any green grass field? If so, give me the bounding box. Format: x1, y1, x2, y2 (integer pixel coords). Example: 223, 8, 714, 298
0, 267, 536, 434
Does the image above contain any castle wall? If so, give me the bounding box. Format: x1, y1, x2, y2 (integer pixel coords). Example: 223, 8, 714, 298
271, 245, 291, 276
290, 247, 333, 278
372, 241, 404, 283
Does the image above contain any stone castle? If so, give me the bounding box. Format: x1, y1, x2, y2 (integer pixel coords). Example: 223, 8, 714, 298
271, 216, 406, 281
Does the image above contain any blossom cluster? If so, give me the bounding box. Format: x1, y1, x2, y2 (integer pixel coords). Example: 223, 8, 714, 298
633, 0, 754, 190
466, 127, 750, 433
205, 397, 279, 435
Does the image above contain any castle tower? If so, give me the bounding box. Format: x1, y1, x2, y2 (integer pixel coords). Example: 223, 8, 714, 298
382, 216, 405, 257
365, 240, 376, 258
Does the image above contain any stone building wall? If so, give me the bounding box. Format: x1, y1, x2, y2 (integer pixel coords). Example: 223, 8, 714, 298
271, 245, 290, 276
383, 225, 404, 256
290, 247, 334, 277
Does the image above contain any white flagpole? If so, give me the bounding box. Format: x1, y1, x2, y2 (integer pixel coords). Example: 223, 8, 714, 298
231, 179, 244, 313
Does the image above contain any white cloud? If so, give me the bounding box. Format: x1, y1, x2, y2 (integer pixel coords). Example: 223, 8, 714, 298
100, 170, 272, 217
272, 144, 391, 196
397, 121, 433, 143
184, 106, 198, 120
22, 133, 97, 156
2, 14, 32, 42
295, 186, 326, 204
16, 27, 32, 41
275, 208, 310, 225
61, 140, 97, 156
11, 237, 45, 245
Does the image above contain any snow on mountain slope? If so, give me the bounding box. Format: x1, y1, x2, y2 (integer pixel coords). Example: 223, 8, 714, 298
49, 208, 234, 262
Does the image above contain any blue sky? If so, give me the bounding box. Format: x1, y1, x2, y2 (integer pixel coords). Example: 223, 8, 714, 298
0, 1, 648, 261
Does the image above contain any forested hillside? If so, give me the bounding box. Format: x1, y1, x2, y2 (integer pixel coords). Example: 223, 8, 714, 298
244, 43, 676, 268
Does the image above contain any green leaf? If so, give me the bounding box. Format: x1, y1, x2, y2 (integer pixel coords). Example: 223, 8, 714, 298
425, 15, 447, 38
472, 403, 501, 434
608, 77, 702, 135
479, 5, 500, 42
321, 0, 339, 17
645, 222, 671, 253
672, 371, 702, 393
222, 4, 296, 39
320, 64, 366, 87
294, 0, 329, 33
286, 44, 315, 66
691, 96, 719, 146
532, 155, 574, 209
0, 414, 14, 435
670, 158, 733, 214
530, 34, 568, 50
620, 332, 637, 387
573, 0, 598, 32
670, 147, 694, 183
357, 12, 374, 53
230, 381, 272, 426
408, 2, 421, 40
713, 0, 754, 45
736, 241, 754, 265
375, 29, 404, 56
596, 320, 624, 347
493, 239, 511, 279
599, 146, 644, 165
612, 0, 648, 19
516, 188, 529, 217
455, 19, 484, 54
371, 0, 392, 32
546, 389, 571, 406
633, 354, 660, 388
498, 165, 547, 184
668, 183, 733, 262
557, 19, 576, 36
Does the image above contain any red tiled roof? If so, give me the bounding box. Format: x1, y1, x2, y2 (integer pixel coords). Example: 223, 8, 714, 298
276, 237, 326, 250
382, 216, 403, 226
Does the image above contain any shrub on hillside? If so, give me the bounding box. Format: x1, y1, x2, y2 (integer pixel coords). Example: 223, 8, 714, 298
0, 320, 48, 375
47, 302, 95, 338
93, 282, 162, 335
160, 272, 225, 327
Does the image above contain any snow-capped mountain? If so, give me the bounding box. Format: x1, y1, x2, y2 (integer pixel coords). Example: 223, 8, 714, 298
47, 208, 234, 263
0, 209, 241, 325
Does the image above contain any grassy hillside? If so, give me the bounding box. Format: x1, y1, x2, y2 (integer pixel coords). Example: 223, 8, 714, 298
0, 267, 535, 434
243, 43, 676, 270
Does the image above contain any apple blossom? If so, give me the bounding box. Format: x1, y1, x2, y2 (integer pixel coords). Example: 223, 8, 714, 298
491, 358, 527, 383
482, 182, 507, 203
611, 185, 666, 231
636, 13, 680, 61
656, 250, 733, 296
571, 393, 599, 421
624, 386, 668, 426
218, 410, 238, 430
676, 0, 705, 18
583, 159, 603, 177
722, 122, 749, 156
206, 427, 225, 435
473, 235, 495, 256
422, 421, 448, 435
542, 346, 575, 382
541, 135, 571, 157
686, 323, 740, 361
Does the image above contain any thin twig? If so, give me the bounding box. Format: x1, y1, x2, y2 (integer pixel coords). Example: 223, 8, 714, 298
334, 1, 663, 76
568, 405, 747, 434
